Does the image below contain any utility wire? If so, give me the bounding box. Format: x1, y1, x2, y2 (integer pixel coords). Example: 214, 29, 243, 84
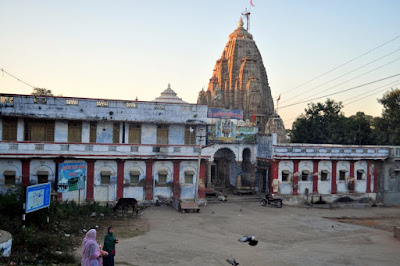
342, 78, 400, 104
283, 47, 400, 104
279, 73, 400, 109
0, 68, 36, 89
291, 56, 400, 104
280, 34, 400, 96
283, 80, 400, 124
344, 82, 400, 106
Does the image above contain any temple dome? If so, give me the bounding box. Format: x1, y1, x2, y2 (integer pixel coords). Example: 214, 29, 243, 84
197, 17, 274, 132
154, 84, 187, 104
265, 112, 288, 143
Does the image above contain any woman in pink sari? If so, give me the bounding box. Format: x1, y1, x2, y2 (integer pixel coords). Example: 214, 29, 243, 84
82, 229, 108, 266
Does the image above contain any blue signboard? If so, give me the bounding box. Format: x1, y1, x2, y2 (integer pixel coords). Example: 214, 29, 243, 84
57, 162, 87, 192
26, 182, 51, 213
207, 108, 243, 119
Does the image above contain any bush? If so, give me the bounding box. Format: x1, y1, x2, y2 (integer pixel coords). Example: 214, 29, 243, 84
0, 186, 116, 265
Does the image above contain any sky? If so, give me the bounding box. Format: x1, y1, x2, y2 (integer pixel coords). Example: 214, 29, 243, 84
1, 0, 400, 129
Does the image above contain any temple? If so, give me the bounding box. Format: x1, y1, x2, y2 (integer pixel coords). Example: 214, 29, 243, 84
198, 17, 274, 132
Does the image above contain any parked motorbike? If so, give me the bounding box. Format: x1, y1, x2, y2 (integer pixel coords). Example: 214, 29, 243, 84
261, 194, 283, 208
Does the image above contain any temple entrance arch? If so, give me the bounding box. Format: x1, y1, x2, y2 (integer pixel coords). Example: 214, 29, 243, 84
212, 148, 238, 189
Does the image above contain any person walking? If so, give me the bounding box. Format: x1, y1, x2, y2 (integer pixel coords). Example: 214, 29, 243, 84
103, 226, 118, 266
82, 229, 108, 266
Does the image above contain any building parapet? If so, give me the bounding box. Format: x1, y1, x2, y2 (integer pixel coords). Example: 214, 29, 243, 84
0, 141, 210, 160
273, 143, 390, 160
0, 94, 208, 124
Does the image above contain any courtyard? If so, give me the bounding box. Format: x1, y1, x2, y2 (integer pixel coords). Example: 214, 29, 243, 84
88, 201, 400, 266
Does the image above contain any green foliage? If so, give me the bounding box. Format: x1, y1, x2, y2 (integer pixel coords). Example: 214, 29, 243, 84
289, 99, 377, 145
31, 88, 53, 96
374, 89, 400, 145
290, 99, 347, 144
0, 187, 114, 265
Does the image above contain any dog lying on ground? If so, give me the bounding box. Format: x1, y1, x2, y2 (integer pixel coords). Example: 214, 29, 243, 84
113, 198, 139, 214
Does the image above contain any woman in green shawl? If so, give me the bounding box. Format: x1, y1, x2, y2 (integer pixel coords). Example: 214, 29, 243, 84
103, 226, 118, 266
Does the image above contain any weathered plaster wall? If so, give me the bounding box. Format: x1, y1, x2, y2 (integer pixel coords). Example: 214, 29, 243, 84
337, 161, 350, 193
123, 160, 146, 200
82, 122, 90, 143
94, 160, 117, 202
30, 159, 55, 185
97, 122, 114, 143
256, 134, 273, 159
298, 161, 313, 195
0, 159, 22, 194
54, 121, 68, 142
318, 161, 332, 194
153, 161, 173, 199
278, 160, 293, 195
180, 161, 197, 199
17, 119, 24, 141
354, 161, 367, 193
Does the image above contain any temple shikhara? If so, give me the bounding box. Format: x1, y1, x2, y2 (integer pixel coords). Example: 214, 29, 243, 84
198, 17, 274, 132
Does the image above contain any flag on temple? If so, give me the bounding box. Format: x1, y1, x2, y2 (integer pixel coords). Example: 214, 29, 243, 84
250, 0, 255, 7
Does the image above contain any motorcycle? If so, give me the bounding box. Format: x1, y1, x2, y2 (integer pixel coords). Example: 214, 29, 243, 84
261, 194, 283, 208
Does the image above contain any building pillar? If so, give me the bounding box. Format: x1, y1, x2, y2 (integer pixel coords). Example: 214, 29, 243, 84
54, 158, 65, 201
331, 160, 337, 194
293, 160, 299, 195
117, 159, 125, 200
145, 160, 154, 201
367, 161, 372, 193
21, 158, 31, 187
198, 160, 207, 199
86, 159, 96, 201
349, 161, 355, 193
173, 160, 181, 198
313, 160, 319, 194
270, 160, 279, 194
207, 161, 212, 188
373, 163, 379, 193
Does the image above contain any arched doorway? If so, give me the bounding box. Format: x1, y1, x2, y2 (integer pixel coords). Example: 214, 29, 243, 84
212, 148, 237, 189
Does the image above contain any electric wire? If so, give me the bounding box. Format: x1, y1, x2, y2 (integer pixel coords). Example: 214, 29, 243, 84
0, 68, 36, 89
279, 73, 400, 109
284, 47, 400, 104
280, 34, 400, 96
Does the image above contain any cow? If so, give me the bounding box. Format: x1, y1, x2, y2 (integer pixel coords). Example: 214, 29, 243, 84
113, 198, 139, 214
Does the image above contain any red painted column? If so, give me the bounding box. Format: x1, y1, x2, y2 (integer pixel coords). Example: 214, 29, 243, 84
86, 159, 95, 201
173, 160, 181, 198
313, 160, 319, 194
331, 160, 337, 194
349, 161, 355, 193
366, 161, 372, 193
198, 160, 206, 199
293, 160, 299, 195
145, 160, 154, 201
54, 158, 65, 201
21, 158, 31, 187
117, 159, 125, 200
373, 163, 379, 193
270, 160, 279, 194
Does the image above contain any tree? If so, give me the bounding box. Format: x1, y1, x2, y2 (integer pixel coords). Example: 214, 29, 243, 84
290, 99, 348, 144
347, 112, 375, 145
31, 88, 53, 96
374, 88, 400, 145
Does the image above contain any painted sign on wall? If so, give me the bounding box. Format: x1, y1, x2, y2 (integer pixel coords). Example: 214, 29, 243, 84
57, 162, 87, 192
207, 108, 243, 120
26, 182, 51, 213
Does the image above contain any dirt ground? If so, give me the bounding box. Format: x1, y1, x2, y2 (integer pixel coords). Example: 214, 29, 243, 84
75, 202, 400, 266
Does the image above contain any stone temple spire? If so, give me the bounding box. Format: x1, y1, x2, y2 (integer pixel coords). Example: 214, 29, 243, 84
197, 17, 274, 132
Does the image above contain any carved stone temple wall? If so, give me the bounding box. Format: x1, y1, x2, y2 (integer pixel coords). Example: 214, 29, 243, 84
198, 18, 274, 132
